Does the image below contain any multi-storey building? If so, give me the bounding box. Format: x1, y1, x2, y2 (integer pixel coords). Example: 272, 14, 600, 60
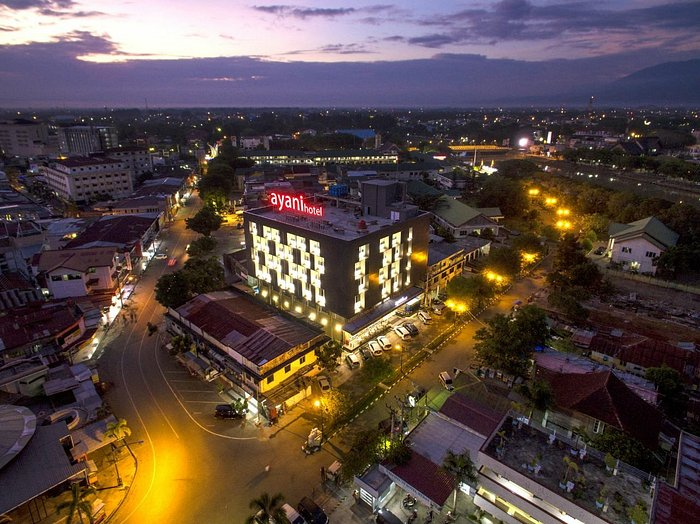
101, 146, 153, 182
41, 157, 134, 202
244, 180, 429, 347
0, 119, 54, 157
58, 125, 118, 155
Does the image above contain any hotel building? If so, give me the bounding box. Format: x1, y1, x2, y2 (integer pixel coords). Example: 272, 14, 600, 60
244, 180, 430, 348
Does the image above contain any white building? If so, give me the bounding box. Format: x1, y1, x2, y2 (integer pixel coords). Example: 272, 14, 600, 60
34, 247, 120, 299
607, 216, 679, 275
102, 146, 153, 182
58, 125, 118, 155
0, 119, 54, 157
41, 157, 134, 202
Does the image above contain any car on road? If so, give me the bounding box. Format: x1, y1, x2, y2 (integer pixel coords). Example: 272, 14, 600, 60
402, 323, 419, 336
214, 404, 243, 419
167, 257, 178, 267
376, 335, 391, 350
297, 497, 329, 524
593, 246, 606, 255
281, 504, 306, 524
154, 253, 168, 259
368, 340, 384, 357
317, 376, 331, 392
393, 326, 411, 340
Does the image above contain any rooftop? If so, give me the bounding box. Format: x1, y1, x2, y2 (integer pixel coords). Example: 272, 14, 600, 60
0, 303, 80, 351
608, 216, 679, 250
173, 290, 324, 366
245, 201, 416, 241
55, 156, 121, 168
483, 416, 654, 524
428, 241, 464, 266
36, 247, 116, 273
535, 365, 663, 449
65, 213, 158, 249
433, 197, 494, 227
438, 394, 502, 438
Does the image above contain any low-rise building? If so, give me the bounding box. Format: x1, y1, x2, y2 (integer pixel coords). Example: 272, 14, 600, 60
607, 216, 678, 275
33, 247, 121, 300
476, 414, 655, 524
0, 119, 55, 157
165, 290, 328, 416
426, 242, 465, 301
432, 198, 500, 238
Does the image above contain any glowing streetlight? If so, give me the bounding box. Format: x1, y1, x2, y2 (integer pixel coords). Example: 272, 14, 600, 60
528, 188, 540, 197
544, 197, 558, 206
521, 252, 537, 264
556, 208, 571, 217
556, 220, 572, 230
395, 344, 403, 374
485, 271, 505, 284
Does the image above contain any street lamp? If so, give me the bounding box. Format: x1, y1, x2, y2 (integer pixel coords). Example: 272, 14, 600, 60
314, 399, 325, 437
395, 344, 403, 375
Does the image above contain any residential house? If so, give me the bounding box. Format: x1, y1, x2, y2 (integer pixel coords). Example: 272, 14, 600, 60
535, 366, 663, 449
33, 247, 121, 300
652, 431, 700, 524
431, 198, 500, 238
607, 216, 678, 274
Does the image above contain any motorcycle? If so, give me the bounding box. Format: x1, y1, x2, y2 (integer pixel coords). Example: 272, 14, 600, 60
407, 509, 418, 524
402, 494, 416, 508
443, 511, 456, 523
301, 427, 322, 455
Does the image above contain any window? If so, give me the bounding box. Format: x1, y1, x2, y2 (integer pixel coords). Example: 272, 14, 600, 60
645, 251, 656, 258
266, 375, 274, 384
621, 247, 632, 253
299, 355, 306, 364
284, 364, 291, 374
592, 420, 602, 434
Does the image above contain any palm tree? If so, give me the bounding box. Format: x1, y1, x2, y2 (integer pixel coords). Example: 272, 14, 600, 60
245, 492, 289, 524
442, 450, 478, 513
56, 483, 96, 524
105, 418, 135, 460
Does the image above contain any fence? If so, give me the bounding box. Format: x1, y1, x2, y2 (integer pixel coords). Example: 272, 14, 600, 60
602, 268, 700, 296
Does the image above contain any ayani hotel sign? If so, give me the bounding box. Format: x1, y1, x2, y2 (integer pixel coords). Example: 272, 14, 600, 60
269, 191, 324, 218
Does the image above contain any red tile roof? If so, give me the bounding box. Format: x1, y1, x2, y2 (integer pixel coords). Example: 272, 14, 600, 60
385, 451, 454, 507
37, 247, 116, 273
0, 303, 80, 351
537, 367, 663, 449
439, 394, 502, 437
590, 334, 700, 380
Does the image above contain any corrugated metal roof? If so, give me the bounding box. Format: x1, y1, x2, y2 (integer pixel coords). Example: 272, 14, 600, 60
0, 422, 87, 515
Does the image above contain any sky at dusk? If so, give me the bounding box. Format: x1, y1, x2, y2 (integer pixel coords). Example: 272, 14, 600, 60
1, 0, 699, 107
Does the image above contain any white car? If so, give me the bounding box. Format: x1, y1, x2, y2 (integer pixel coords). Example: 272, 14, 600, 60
317, 376, 331, 392
393, 326, 411, 340
376, 335, 392, 350
368, 340, 384, 357
154, 253, 168, 260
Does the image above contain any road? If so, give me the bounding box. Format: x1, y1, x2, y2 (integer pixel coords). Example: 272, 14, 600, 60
97, 196, 548, 523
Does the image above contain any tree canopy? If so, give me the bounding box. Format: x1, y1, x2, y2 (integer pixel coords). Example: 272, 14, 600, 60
446, 275, 495, 310
155, 257, 225, 308
186, 235, 218, 258
185, 205, 223, 237
473, 305, 548, 376
486, 247, 522, 277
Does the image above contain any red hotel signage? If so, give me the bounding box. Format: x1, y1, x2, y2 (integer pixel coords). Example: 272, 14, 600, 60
269, 191, 324, 217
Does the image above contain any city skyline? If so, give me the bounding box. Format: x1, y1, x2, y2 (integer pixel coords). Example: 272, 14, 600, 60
1, 0, 699, 106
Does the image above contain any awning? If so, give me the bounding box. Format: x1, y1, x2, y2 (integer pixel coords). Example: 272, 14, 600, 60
344, 286, 423, 335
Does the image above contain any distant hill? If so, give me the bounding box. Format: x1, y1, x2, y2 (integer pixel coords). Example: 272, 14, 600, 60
594, 59, 700, 105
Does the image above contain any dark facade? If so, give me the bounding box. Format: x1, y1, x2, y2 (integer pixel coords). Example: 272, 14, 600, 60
244, 201, 429, 337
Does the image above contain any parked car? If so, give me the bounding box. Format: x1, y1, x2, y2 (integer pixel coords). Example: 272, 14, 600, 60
402, 323, 419, 336
418, 311, 432, 324
359, 346, 372, 360
281, 504, 306, 524
377, 335, 391, 350
393, 326, 411, 340
317, 376, 331, 392
214, 404, 243, 419
346, 353, 360, 369
593, 246, 606, 255
439, 371, 454, 391
154, 253, 168, 260
297, 497, 329, 524
368, 340, 384, 357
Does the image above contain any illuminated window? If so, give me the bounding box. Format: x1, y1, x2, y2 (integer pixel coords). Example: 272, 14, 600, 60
358, 243, 369, 260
